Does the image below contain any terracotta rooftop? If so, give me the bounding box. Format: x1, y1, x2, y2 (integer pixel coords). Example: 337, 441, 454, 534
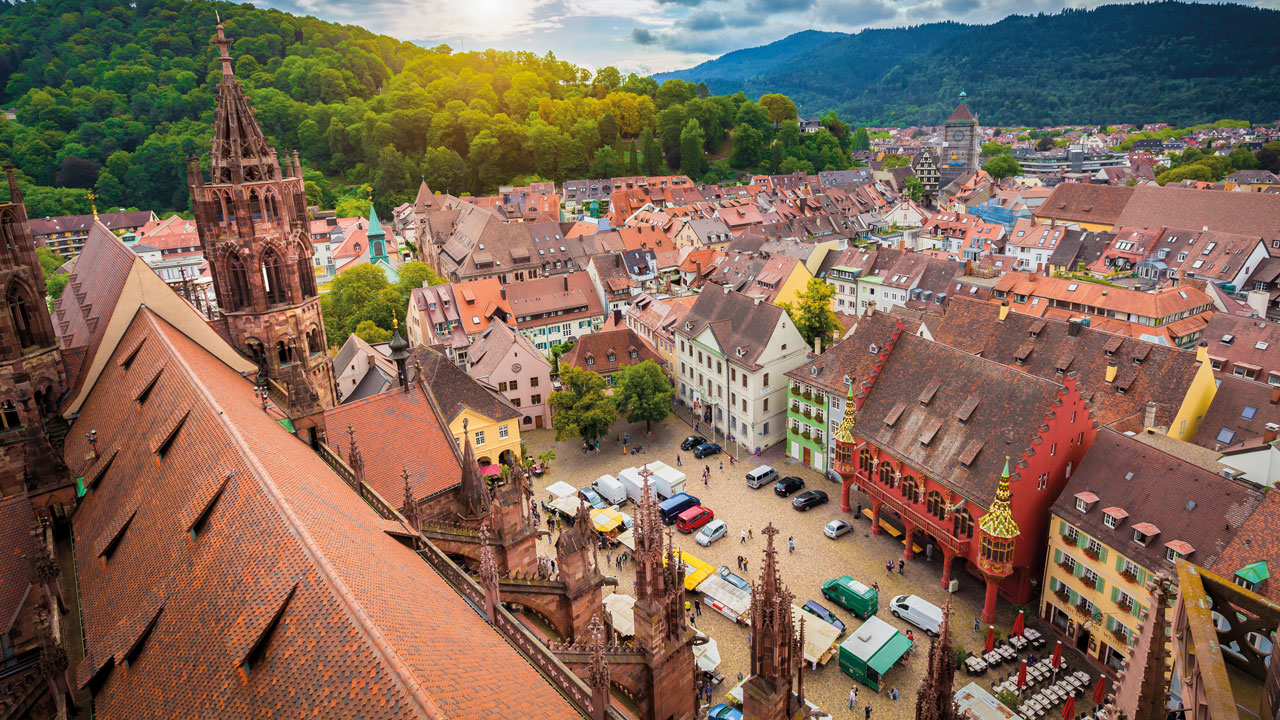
1036, 183, 1135, 227
1201, 313, 1280, 381
1115, 185, 1280, 248
0, 495, 41, 635
678, 284, 787, 370
67, 308, 576, 718
325, 381, 464, 502
931, 297, 1200, 429
407, 346, 522, 425
1190, 375, 1280, 451
1053, 429, 1262, 571
1212, 490, 1280, 604
29, 210, 154, 237
993, 271, 1213, 322
559, 327, 663, 375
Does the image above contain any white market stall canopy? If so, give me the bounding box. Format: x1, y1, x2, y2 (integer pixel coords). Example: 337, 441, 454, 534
545, 481, 577, 499
792, 604, 842, 665
548, 496, 583, 518
604, 593, 636, 637
693, 633, 721, 672
616, 528, 635, 550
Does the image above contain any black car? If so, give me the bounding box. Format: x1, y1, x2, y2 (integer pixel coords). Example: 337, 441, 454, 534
773, 476, 805, 497
693, 442, 721, 459
681, 435, 707, 451
801, 600, 847, 637
791, 490, 829, 511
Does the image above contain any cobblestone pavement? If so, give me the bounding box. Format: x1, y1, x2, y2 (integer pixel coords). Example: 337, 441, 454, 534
523, 415, 1088, 719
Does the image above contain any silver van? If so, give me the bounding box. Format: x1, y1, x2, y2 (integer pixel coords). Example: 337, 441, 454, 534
746, 465, 778, 489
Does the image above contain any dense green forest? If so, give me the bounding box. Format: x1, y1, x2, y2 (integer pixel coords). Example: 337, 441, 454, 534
0, 0, 855, 218
657, 2, 1280, 127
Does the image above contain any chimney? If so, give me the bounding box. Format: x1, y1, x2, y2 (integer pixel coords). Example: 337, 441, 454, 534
998, 302, 1010, 321
1067, 318, 1081, 336
1027, 272, 1037, 283
1105, 360, 1118, 384
723, 284, 731, 296
1265, 423, 1279, 444
1143, 401, 1157, 432
753, 295, 762, 306
1272, 386, 1280, 406
500, 287, 506, 300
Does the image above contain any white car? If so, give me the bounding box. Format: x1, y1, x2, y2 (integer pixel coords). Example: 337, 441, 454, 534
696, 519, 728, 546
823, 519, 854, 539
890, 594, 944, 636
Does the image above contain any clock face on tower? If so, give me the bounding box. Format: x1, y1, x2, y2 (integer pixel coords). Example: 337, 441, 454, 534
952, 130, 965, 141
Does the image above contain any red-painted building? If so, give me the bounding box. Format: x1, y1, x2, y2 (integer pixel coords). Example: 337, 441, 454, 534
804, 312, 1097, 621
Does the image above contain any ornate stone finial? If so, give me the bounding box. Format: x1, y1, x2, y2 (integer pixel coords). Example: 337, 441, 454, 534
588, 613, 611, 694
1106, 573, 1174, 720
212, 21, 235, 78
479, 519, 501, 617
400, 465, 419, 532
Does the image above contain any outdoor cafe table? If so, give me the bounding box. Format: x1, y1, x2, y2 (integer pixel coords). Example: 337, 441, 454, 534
984, 651, 1003, 665
1010, 636, 1028, 650
965, 657, 987, 674
999, 646, 1018, 661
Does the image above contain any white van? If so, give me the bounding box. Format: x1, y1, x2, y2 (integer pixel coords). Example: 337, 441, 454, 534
889, 594, 943, 636
746, 465, 778, 489
592, 474, 628, 505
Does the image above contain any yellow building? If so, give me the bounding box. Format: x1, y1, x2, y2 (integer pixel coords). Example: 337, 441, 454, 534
1041, 429, 1265, 672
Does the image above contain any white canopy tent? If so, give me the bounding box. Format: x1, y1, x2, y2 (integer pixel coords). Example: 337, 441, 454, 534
692, 633, 721, 672
603, 593, 636, 637
545, 481, 577, 499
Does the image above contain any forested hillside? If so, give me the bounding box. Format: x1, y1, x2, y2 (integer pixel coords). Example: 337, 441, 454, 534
0, 0, 849, 217
658, 2, 1280, 127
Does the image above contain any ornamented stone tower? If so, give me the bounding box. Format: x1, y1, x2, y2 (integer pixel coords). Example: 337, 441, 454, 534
940, 91, 980, 188
976, 457, 1020, 624
0, 165, 68, 503
744, 524, 802, 720
187, 24, 336, 439
632, 468, 697, 720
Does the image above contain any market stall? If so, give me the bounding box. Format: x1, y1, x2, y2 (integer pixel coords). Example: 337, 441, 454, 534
792, 604, 842, 665
838, 616, 913, 691
603, 593, 635, 637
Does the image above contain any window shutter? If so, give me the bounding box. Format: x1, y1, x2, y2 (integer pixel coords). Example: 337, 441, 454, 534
1098, 546, 1108, 562
1115, 555, 1125, 572
1106, 616, 1114, 631
1096, 577, 1105, 593
1131, 602, 1142, 619
1074, 562, 1085, 578
1055, 549, 1062, 564
1069, 590, 1078, 605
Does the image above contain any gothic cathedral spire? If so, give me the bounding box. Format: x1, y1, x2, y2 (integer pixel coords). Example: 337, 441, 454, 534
188, 23, 337, 441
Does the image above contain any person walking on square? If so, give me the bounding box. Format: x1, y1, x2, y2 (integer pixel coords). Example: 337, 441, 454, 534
865, 704, 872, 720
898, 558, 904, 575
677, 454, 682, 467
748, 527, 753, 540
886, 560, 893, 575
741, 530, 747, 544
849, 686, 857, 710
788, 536, 795, 554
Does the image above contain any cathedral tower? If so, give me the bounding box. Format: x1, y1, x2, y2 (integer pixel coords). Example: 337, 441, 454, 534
188, 24, 336, 439
0, 165, 69, 505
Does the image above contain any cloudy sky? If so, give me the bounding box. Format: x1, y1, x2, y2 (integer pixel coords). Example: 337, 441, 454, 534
253, 0, 1258, 74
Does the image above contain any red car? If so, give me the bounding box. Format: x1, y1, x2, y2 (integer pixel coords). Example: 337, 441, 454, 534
676, 505, 714, 533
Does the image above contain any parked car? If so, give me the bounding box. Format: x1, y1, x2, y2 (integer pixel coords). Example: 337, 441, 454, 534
745, 465, 778, 489
717, 566, 751, 592
823, 519, 854, 539
774, 476, 805, 497
693, 442, 721, 459
821, 576, 878, 618
791, 490, 828, 511
890, 594, 944, 636
578, 487, 607, 510
676, 505, 715, 533
708, 704, 743, 720
801, 599, 847, 637
695, 519, 728, 546
658, 493, 701, 525
681, 435, 708, 450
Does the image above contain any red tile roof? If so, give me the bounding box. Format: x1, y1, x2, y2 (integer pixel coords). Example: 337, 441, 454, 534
67, 308, 576, 718
325, 383, 464, 502
0, 495, 40, 634
559, 327, 664, 375
1212, 490, 1280, 604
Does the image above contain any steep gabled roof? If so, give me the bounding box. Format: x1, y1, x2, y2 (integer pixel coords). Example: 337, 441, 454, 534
68, 309, 574, 718
408, 347, 521, 424
0, 495, 40, 635
946, 103, 977, 125
678, 284, 786, 369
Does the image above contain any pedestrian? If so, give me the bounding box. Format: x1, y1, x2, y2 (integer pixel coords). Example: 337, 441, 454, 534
703, 474, 708, 487
694, 598, 702, 616
871, 581, 880, 592
788, 536, 795, 554
865, 704, 872, 720
849, 686, 858, 710
677, 454, 683, 467
898, 558, 904, 575
906, 630, 914, 648
890, 687, 899, 701
856, 503, 862, 518
741, 530, 747, 544
719, 460, 723, 471
885, 560, 893, 575
926, 543, 934, 561
973, 616, 981, 634
748, 527, 753, 540
550, 559, 557, 574
743, 559, 748, 573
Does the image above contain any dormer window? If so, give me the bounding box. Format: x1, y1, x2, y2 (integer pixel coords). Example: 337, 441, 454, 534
1132, 522, 1159, 546
1074, 491, 1098, 514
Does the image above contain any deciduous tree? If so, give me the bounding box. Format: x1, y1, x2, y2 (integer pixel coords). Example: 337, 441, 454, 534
549, 366, 617, 443
612, 360, 673, 432
780, 278, 842, 348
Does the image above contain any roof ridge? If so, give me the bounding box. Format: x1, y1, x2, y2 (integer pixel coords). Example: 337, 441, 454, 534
144, 310, 438, 719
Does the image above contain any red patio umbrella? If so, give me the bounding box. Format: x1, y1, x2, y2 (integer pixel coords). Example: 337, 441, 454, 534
1017, 659, 1028, 694
986, 625, 996, 653
1091, 675, 1106, 705
1051, 640, 1063, 669
1062, 694, 1076, 720
1012, 609, 1025, 638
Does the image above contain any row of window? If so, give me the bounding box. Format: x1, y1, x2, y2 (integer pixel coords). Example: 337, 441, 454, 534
509, 395, 542, 407
471, 425, 510, 446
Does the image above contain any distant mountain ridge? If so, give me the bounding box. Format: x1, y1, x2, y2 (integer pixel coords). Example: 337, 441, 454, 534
653, 2, 1280, 126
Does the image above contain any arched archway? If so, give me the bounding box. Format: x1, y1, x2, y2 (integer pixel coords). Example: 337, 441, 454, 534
261, 249, 288, 305
296, 245, 317, 298
248, 189, 264, 221
224, 253, 251, 310
7, 281, 41, 349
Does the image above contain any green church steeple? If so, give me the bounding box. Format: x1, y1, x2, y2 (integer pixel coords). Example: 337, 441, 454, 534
367, 203, 388, 263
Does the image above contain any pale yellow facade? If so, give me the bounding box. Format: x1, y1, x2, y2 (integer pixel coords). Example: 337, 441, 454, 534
450, 408, 522, 467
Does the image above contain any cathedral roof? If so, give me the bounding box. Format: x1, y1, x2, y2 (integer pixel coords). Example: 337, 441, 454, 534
946, 103, 977, 125
66, 307, 575, 718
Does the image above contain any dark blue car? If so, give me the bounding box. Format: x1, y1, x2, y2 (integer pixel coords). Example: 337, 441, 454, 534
693, 442, 721, 459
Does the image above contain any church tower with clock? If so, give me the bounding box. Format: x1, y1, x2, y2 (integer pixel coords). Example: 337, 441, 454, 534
939, 90, 981, 187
